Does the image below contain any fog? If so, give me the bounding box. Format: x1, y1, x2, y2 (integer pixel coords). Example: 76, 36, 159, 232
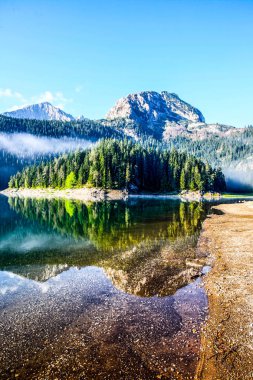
0, 132, 94, 157
0, 133, 95, 189
223, 159, 253, 192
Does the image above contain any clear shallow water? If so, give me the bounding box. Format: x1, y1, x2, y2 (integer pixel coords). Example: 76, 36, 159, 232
0, 196, 212, 379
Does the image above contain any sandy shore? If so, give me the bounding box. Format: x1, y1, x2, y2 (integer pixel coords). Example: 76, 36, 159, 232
0, 187, 127, 202
196, 202, 253, 380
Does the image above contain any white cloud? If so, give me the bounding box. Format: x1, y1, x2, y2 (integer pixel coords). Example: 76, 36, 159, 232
37, 90, 54, 103
0, 88, 12, 97
32, 90, 72, 108
75, 85, 83, 93
0, 88, 26, 102
1, 88, 72, 112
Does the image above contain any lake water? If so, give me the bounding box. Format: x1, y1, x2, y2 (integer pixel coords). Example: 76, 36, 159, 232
0, 196, 213, 379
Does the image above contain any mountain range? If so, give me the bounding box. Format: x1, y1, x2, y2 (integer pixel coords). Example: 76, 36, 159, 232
0, 90, 252, 191
2, 91, 242, 141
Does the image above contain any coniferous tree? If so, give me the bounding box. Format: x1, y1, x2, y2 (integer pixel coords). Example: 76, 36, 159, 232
9, 139, 226, 193
65, 172, 76, 188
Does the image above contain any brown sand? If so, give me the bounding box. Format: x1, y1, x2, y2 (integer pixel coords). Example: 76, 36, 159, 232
196, 202, 253, 380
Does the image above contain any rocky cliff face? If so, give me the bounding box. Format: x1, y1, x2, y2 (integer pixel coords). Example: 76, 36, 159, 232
106, 91, 205, 128
163, 121, 240, 141
106, 91, 245, 141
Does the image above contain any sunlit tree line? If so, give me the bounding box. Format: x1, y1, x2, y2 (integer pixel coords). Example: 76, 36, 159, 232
9, 139, 226, 192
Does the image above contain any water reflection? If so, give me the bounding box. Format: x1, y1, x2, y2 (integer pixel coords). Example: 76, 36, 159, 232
1, 197, 209, 296
0, 266, 207, 380
0, 196, 210, 379
7, 197, 207, 249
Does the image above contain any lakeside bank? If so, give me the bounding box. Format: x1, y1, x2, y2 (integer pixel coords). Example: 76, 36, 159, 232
196, 202, 253, 380
1, 187, 223, 202
0, 187, 128, 202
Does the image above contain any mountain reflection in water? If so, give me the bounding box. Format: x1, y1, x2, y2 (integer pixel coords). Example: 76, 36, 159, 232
2, 197, 208, 293
0, 196, 210, 379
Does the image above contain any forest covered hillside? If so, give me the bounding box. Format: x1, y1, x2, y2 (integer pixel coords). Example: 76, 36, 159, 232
165, 127, 253, 191
1, 115, 252, 191
9, 139, 226, 193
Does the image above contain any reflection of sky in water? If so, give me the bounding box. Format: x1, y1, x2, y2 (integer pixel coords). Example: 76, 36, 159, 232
0, 266, 109, 296
0, 228, 91, 252
0, 196, 211, 379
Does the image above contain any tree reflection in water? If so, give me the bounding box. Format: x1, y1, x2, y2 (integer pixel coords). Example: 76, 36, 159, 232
5, 197, 209, 296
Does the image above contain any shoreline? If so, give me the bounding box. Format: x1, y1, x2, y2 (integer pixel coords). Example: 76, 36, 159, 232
0, 187, 127, 202
0, 187, 223, 202
195, 202, 253, 380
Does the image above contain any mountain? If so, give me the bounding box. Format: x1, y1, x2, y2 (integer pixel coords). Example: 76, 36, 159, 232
0, 90, 247, 147
106, 91, 244, 141
3, 102, 75, 122
1, 92, 239, 141
106, 91, 205, 127
1, 91, 253, 191
162, 121, 241, 141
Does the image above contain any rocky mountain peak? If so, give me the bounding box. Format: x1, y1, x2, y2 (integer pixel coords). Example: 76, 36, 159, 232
106, 91, 205, 127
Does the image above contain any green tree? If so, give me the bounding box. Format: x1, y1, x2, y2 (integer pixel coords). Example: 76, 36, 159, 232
180, 169, 186, 190
65, 171, 76, 188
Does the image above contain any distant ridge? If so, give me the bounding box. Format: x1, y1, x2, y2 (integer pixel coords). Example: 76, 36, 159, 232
1, 91, 241, 140
3, 102, 75, 122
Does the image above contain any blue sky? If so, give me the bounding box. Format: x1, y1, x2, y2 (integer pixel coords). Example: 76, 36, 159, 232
0, 0, 253, 127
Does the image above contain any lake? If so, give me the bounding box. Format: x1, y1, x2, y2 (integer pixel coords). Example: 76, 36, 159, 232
0, 196, 213, 379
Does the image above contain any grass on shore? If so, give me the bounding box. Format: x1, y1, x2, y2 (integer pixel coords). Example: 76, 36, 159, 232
222, 192, 253, 198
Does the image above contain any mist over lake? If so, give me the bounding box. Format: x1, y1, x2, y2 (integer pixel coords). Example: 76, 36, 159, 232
0, 133, 93, 157
0, 133, 95, 189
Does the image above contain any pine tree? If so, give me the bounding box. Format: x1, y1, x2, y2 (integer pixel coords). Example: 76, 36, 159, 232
180, 169, 186, 191
65, 171, 76, 189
